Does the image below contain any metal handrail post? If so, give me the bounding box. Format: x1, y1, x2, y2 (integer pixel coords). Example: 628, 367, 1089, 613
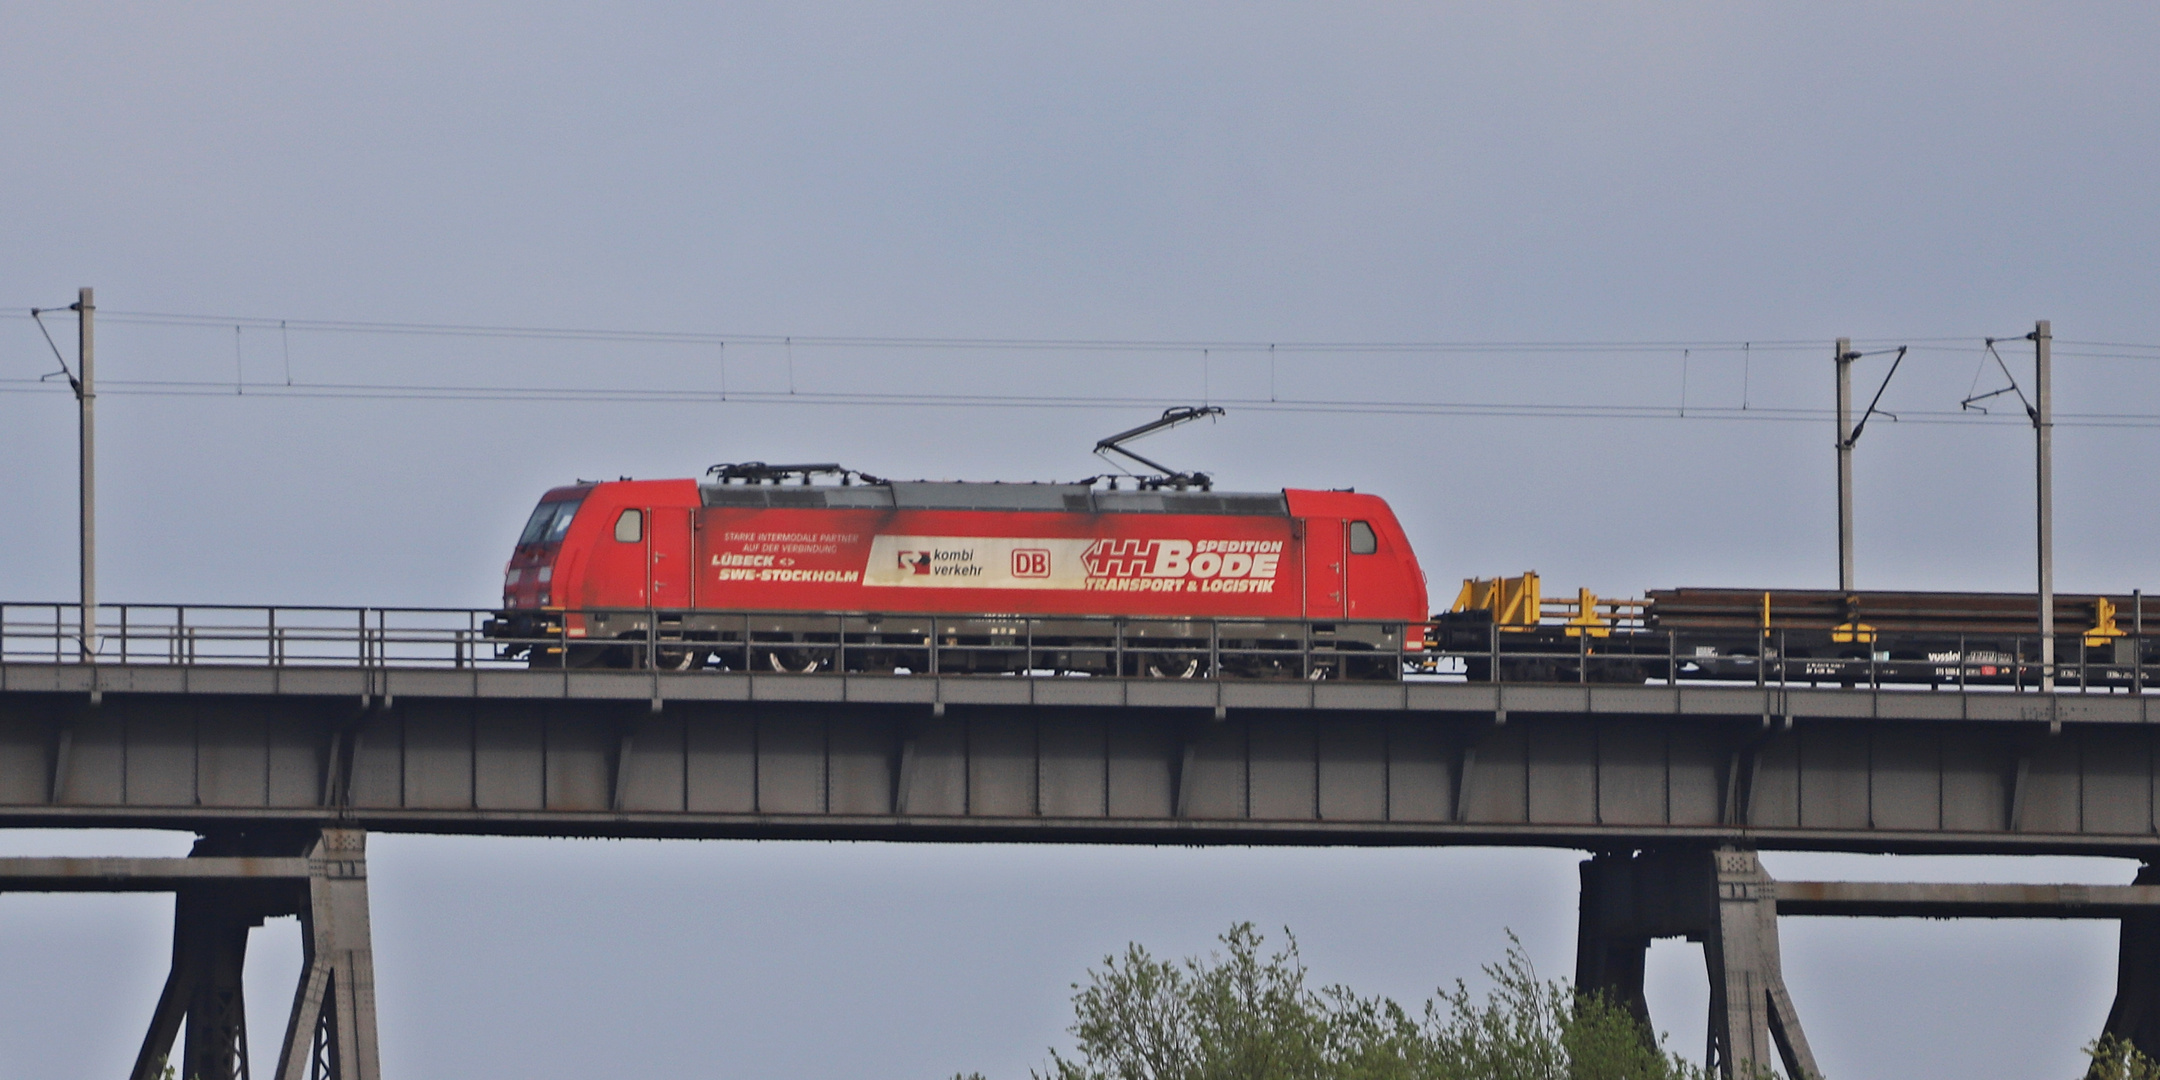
267, 607, 278, 667
1667, 629, 1676, 687
118, 605, 128, 664
2138, 591, 2146, 694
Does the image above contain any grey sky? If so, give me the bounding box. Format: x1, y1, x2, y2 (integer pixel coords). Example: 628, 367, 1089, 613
3, 4, 2158, 1077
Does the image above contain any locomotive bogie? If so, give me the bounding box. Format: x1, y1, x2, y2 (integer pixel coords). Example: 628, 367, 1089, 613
516, 608, 1414, 680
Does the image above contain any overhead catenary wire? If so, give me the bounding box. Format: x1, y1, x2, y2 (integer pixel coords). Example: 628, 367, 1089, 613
0, 308, 1996, 354
10, 376, 2160, 428
5, 307, 2156, 355
10, 306, 2160, 426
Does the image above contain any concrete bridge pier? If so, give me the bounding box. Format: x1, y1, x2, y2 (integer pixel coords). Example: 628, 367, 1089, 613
1576, 847, 1819, 1079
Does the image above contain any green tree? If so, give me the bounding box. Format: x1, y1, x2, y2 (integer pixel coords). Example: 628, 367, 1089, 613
1013, 924, 1707, 1080
2085, 1035, 2160, 1080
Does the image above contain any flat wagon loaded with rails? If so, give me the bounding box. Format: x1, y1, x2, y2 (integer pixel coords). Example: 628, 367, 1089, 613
1433, 572, 2150, 688
485, 407, 2156, 687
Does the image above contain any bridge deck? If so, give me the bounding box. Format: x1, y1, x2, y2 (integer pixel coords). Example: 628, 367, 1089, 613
4, 662, 2158, 855
5, 662, 2152, 724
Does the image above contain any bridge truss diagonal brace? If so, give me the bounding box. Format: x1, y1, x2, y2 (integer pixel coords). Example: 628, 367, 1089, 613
131, 888, 261, 1080
1706, 849, 1819, 1080
1575, 848, 1820, 1080
274, 828, 381, 1080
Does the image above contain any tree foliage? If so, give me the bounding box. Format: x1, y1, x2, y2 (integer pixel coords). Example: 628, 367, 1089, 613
1014, 924, 1707, 1080
2086, 1035, 2160, 1080
965, 921, 2160, 1080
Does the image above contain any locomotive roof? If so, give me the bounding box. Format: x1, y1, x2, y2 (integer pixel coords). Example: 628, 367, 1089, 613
699, 481, 1288, 516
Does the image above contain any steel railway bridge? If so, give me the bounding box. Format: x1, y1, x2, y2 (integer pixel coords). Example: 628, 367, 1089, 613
9, 604, 2160, 1079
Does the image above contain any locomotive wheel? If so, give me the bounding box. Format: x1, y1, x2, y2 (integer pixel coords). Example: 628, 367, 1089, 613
1143, 653, 1202, 678
655, 646, 703, 671
1225, 657, 1299, 680
765, 649, 823, 674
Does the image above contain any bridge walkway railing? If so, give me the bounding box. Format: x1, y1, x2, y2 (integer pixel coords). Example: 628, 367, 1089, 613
2, 601, 2152, 692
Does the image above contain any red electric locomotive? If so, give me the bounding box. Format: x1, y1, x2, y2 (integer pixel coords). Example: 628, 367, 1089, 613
492, 463, 1428, 676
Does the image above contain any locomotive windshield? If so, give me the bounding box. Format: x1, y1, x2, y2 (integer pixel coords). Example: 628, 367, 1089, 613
517, 498, 583, 546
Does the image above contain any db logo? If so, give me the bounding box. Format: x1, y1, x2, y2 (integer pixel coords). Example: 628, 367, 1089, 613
1011, 549, 1051, 578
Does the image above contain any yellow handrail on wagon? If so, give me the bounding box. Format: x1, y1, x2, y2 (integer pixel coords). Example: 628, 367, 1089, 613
1451, 573, 1628, 637
1553, 587, 1612, 638
2087, 597, 2127, 648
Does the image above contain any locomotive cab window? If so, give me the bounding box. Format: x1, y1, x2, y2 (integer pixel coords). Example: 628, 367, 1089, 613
519, 498, 583, 546
614, 508, 644, 543
1348, 520, 1377, 555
